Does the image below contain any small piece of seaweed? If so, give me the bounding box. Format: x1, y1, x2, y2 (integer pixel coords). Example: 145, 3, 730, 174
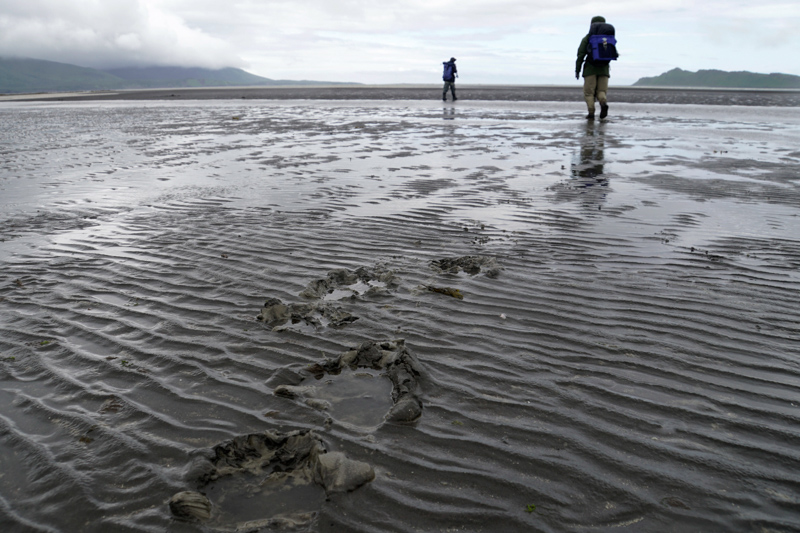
526, 504, 537, 513
426, 286, 464, 300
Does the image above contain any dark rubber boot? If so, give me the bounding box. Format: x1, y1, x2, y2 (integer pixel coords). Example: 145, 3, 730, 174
599, 103, 609, 119
587, 112, 595, 120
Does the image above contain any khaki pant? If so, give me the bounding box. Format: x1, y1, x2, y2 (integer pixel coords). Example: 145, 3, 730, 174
583, 75, 609, 113
442, 81, 456, 100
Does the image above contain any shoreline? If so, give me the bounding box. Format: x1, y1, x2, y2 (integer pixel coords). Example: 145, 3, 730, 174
2, 85, 799, 106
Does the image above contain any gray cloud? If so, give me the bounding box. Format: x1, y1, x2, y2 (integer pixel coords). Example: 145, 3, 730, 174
0, 0, 243, 68
0, 0, 797, 83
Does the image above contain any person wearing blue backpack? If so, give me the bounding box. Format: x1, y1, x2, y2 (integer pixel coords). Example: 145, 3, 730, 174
576, 16, 618, 120
442, 57, 458, 102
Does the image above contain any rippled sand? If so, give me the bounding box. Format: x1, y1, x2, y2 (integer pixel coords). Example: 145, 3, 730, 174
1, 98, 799, 532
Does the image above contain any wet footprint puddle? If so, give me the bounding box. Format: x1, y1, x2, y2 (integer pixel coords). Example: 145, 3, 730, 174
322, 280, 387, 301
273, 340, 424, 426
204, 475, 324, 528
304, 367, 394, 429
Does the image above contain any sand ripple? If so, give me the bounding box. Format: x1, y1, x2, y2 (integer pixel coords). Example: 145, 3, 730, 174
1, 100, 799, 531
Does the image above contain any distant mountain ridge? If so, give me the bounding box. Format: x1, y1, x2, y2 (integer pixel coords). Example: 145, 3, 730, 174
0, 57, 354, 94
0, 57, 124, 93
634, 68, 800, 89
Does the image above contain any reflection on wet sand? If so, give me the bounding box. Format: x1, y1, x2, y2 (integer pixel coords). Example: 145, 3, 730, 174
545, 121, 610, 212
572, 121, 607, 184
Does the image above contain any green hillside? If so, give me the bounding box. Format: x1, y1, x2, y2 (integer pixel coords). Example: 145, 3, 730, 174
1, 57, 354, 94
0, 57, 126, 93
634, 68, 800, 89
104, 66, 279, 88
102, 66, 344, 88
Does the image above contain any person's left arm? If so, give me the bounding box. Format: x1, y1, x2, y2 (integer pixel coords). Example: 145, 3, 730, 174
575, 35, 589, 79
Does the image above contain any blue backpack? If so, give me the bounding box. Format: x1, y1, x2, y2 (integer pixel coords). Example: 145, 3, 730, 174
442, 61, 455, 81
588, 23, 618, 62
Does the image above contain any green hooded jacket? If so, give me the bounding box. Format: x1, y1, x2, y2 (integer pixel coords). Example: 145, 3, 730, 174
576, 16, 611, 78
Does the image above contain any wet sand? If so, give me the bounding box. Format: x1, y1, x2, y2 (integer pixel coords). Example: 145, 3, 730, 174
7, 84, 800, 107
1, 96, 799, 532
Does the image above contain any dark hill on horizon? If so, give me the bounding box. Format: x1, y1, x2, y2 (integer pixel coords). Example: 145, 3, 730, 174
0, 57, 124, 93
0, 57, 355, 94
102, 66, 353, 89
634, 68, 800, 89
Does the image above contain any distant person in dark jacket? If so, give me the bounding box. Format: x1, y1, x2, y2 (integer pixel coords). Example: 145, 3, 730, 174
576, 16, 611, 120
442, 58, 457, 102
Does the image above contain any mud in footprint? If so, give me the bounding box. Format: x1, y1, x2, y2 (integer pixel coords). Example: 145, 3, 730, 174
169, 430, 374, 531
256, 298, 358, 330
421, 255, 503, 300
299, 265, 398, 300
430, 255, 502, 278
270, 340, 424, 427
255, 264, 398, 332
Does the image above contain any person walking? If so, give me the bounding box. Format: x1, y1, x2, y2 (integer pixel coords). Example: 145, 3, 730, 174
576, 16, 614, 120
442, 57, 457, 102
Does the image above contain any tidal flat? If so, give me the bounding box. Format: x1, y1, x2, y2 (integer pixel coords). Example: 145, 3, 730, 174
1, 94, 799, 532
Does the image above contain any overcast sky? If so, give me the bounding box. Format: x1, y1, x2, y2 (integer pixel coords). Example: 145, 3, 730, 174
1, 0, 797, 85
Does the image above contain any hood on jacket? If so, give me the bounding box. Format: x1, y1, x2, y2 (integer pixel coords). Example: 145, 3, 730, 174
591, 16, 606, 23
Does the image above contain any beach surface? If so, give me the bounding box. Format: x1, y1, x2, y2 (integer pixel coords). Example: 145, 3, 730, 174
5, 84, 800, 107
1, 95, 799, 532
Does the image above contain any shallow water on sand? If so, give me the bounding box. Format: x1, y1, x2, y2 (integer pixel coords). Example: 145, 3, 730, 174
1, 99, 799, 532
